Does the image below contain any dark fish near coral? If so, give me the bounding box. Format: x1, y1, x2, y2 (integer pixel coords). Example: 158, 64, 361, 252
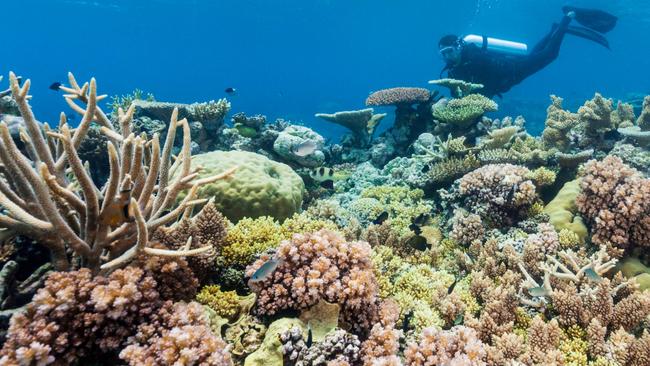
99, 189, 135, 227
402, 310, 413, 332
421, 164, 430, 174
447, 277, 458, 294
454, 313, 464, 326
408, 223, 422, 235
224, 87, 237, 95
248, 258, 281, 285
527, 286, 551, 297
412, 213, 430, 226
292, 140, 318, 157
319, 180, 334, 190
406, 234, 429, 251
306, 322, 313, 348
49, 82, 62, 91
373, 211, 389, 225
584, 267, 603, 283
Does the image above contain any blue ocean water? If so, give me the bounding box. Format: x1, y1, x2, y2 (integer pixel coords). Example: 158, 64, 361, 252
4, 0, 650, 137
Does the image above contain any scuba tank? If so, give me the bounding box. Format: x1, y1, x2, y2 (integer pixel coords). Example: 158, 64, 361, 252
462, 34, 528, 56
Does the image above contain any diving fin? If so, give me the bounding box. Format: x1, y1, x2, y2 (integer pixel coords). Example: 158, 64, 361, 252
566, 25, 610, 49
563, 6, 618, 33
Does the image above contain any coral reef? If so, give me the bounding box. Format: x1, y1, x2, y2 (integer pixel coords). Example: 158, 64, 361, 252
365, 87, 431, 107
404, 326, 487, 365
432, 94, 498, 129
542, 95, 579, 151
429, 78, 484, 98
273, 125, 325, 167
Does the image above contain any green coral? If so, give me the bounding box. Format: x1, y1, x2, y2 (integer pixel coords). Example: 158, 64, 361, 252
109, 88, 155, 116
543, 179, 588, 244
196, 285, 241, 320
432, 94, 498, 128
428, 153, 481, 185
182, 151, 304, 222
527, 167, 557, 187
359, 186, 432, 236
542, 95, 579, 151
559, 325, 589, 366
221, 216, 284, 266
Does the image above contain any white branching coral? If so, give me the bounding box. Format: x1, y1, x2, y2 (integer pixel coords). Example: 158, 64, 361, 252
0, 72, 235, 272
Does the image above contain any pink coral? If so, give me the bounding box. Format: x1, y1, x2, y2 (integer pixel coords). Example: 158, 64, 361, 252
576, 156, 650, 252
404, 326, 487, 366
246, 229, 379, 332
458, 164, 537, 227
120, 301, 232, 366
360, 300, 403, 365
365, 87, 431, 106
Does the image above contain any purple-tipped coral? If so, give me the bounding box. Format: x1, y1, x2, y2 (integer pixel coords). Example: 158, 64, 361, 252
576, 156, 650, 254
365, 87, 431, 107
457, 164, 538, 227
246, 229, 379, 332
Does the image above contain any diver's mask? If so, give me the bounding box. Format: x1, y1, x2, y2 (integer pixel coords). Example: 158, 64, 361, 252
439, 42, 462, 65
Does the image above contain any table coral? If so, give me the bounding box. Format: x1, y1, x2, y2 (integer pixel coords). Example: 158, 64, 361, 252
432, 94, 498, 129
365, 87, 431, 107
315, 108, 386, 147
246, 229, 379, 333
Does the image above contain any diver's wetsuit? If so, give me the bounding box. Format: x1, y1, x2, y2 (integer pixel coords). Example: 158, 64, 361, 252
443, 15, 572, 98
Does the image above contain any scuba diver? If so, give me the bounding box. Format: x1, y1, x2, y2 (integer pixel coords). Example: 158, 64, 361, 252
438, 6, 618, 98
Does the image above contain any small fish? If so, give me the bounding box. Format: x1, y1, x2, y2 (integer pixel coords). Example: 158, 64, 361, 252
412, 213, 430, 226
527, 286, 551, 297
584, 267, 603, 283
448, 278, 458, 294
408, 223, 422, 235
373, 211, 389, 225
248, 258, 281, 285
49, 82, 62, 91
402, 310, 414, 332
65, 113, 76, 121
319, 180, 335, 190
292, 140, 318, 157
306, 322, 313, 348
421, 164, 431, 173
406, 235, 429, 251
454, 313, 464, 326
224, 87, 237, 95
98, 189, 135, 227
310, 167, 336, 182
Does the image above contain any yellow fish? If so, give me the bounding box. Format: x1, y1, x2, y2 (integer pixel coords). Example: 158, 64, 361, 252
99, 189, 135, 227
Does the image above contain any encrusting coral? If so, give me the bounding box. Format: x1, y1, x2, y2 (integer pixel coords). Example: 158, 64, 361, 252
0, 72, 234, 272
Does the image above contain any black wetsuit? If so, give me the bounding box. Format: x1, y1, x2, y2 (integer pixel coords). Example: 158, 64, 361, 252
443, 16, 572, 98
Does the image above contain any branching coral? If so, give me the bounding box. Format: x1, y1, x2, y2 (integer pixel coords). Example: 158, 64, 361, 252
404, 326, 487, 365
246, 229, 379, 333
0, 72, 234, 272
457, 164, 538, 228
578, 93, 618, 137
576, 156, 650, 254
542, 95, 579, 151
120, 301, 233, 365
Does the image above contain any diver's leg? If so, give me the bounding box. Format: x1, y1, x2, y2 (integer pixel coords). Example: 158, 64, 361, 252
516, 15, 572, 80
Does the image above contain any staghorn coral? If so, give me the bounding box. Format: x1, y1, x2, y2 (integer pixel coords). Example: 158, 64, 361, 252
457, 164, 538, 228
404, 326, 487, 365
432, 94, 498, 128
365, 87, 431, 107
246, 230, 379, 333
576, 156, 650, 253
0, 72, 229, 272
120, 300, 232, 366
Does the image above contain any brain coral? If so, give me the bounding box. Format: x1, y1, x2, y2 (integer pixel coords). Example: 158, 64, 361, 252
184, 150, 304, 222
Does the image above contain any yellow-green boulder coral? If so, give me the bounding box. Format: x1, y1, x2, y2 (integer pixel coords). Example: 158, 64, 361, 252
183, 150, 304, 222
543, 179, 588, 244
